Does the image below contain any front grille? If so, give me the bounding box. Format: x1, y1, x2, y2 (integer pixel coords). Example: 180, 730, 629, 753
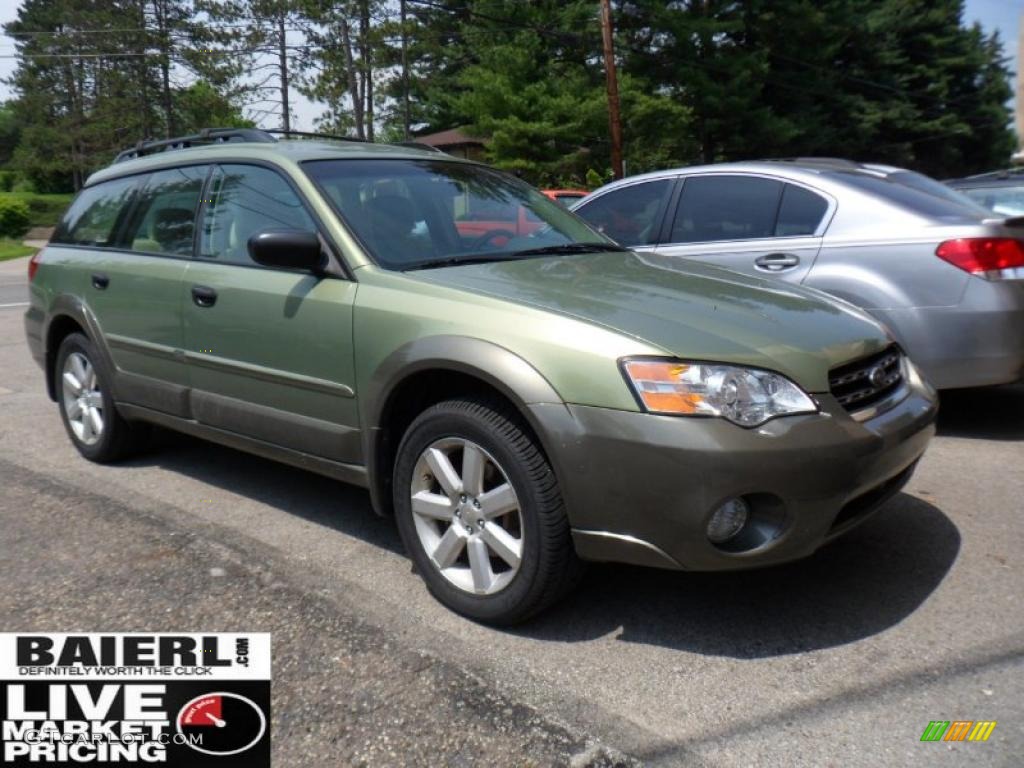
829, 345, 903, 413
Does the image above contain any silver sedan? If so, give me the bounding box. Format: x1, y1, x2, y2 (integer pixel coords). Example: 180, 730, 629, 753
572, 159, 1024, 389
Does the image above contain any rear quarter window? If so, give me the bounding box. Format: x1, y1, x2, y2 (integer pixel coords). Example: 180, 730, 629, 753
122, 166, 207, 256
775, 184, 829, 236
52, 176, 139, 247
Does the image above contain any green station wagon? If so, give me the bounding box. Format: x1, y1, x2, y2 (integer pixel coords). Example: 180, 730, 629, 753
25, 128, 938, 623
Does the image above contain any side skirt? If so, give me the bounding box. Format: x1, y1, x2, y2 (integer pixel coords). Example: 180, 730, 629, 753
117, 402, 370, 489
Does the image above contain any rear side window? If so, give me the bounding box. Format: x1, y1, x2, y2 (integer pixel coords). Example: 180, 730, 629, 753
199, 164, 316, 266
574, 180, 672, 247
775, 184, 829, 236
670, 175, 782, 243
122, 166, 207, 256
52, 176, 138, 247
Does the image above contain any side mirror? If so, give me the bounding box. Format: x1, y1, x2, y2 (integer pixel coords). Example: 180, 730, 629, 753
248, 229, 325, 272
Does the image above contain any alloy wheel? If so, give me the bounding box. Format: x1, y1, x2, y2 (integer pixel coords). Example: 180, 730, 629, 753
61, 351, 104, 446
410, 437, 524, 595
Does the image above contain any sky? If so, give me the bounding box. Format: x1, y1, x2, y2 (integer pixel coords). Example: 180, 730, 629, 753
0, 0, 1020, 137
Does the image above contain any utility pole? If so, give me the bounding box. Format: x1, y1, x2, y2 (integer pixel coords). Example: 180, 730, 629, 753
599, 0, 623, 179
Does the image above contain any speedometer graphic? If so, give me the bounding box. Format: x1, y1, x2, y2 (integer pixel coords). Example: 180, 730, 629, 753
176, 692, 267, 756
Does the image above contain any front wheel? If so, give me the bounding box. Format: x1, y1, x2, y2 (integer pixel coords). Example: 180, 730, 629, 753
393, 398, 581, 624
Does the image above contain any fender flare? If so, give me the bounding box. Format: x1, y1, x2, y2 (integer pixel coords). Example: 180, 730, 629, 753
361, 335, 569, 515
43, 295, 119, 402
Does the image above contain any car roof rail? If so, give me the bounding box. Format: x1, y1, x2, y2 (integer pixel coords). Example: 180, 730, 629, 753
114, 127, 453, 164
392, 140, 447, 153
264, 129, 369, 144
114, 127, 277, 163
263, 131, 446, 154
958, 168, 1024, 181
772, 157, 863, 169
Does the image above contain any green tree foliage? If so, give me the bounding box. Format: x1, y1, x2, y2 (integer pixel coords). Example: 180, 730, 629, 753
446, 2, 610, 183
369, 0, 1011, 182
198, 0, 311, 131
0, 198, 31, 238
617, 0, 1013, 176
299, 0, 387, 140
1, 0, 1014, 191
174, 80, 255, 130
0, 103, 22, 169
397, 0, 693, 184
377, 0, 474, 138
4, 0, 251, 191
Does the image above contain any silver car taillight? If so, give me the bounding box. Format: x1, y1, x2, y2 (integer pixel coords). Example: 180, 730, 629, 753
935, 238, 1024, 280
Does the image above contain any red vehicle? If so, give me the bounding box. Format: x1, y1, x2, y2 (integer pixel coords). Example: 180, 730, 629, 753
454, 189, 590, 247
542, 188, 589, 207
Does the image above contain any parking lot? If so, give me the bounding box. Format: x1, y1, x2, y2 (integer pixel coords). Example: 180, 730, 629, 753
0, 254, 1021, 767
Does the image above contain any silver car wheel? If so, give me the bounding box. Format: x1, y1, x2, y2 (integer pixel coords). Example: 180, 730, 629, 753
410, 437, 524, 596
61, 351, 104, 446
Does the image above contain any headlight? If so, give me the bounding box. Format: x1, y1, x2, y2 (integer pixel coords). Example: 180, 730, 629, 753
621, 359, 818, 427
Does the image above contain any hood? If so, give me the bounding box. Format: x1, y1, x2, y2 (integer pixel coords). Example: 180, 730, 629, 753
415, 251, 890, 392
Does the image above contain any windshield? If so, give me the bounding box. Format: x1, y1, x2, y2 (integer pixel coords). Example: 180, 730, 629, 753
304, 159, 612, 269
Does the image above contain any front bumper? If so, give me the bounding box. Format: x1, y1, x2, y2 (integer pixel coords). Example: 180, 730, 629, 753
531, 380, 937, 571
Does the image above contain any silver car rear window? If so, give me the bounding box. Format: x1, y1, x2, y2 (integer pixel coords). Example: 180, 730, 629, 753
826, 171, 986, 220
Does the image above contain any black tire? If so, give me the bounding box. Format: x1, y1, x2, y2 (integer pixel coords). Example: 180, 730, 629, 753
54, 332, 149, 463
393, 397, 583, 625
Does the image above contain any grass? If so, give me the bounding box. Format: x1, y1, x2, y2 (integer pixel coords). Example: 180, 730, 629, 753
0, 191, 74, 228
0, 238, 36, 261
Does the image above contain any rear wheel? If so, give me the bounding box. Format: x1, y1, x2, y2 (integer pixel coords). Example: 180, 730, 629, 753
55, 332, 148, 462
393, 397, 582, 624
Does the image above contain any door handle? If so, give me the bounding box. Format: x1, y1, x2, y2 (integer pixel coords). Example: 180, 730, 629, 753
754, 253, 800, 272
191, 285, 218, 308
91, 273, 110, 290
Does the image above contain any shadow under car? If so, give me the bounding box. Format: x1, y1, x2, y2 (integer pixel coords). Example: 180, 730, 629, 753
120, 430, 958, 654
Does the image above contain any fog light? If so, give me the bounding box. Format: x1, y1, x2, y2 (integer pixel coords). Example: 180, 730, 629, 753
707, 497, 749, 543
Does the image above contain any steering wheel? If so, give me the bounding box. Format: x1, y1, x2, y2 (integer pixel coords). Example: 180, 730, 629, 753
469, 229, 516, 250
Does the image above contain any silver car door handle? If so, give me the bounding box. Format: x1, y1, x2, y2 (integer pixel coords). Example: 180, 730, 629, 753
754, 253, 800, 271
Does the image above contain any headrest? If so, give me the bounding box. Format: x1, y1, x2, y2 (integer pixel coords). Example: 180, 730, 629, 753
152, 207, 194, 248
365, 194, 416, 235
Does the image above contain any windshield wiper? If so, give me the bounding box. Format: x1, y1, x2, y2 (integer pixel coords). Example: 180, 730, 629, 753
403, 242, 628, 271
403, 253, 527, 271
509, 242, 629, 257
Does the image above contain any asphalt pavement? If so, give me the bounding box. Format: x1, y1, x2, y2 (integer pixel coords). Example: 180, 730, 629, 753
1, 254, 1021, 767
0, 260, 29, 306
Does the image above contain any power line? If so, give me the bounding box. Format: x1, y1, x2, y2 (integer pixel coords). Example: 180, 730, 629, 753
3, 22, 303, 37
0, 48, 291, 59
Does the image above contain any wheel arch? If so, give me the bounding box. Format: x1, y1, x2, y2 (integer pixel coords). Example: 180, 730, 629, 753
43, 296, 115, 402
362, 336, 569, 516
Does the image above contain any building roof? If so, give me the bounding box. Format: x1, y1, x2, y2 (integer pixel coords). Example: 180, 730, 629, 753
414, 127, 486, 149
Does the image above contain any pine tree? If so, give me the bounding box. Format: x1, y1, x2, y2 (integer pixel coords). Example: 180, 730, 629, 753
4, 0, 251, 190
